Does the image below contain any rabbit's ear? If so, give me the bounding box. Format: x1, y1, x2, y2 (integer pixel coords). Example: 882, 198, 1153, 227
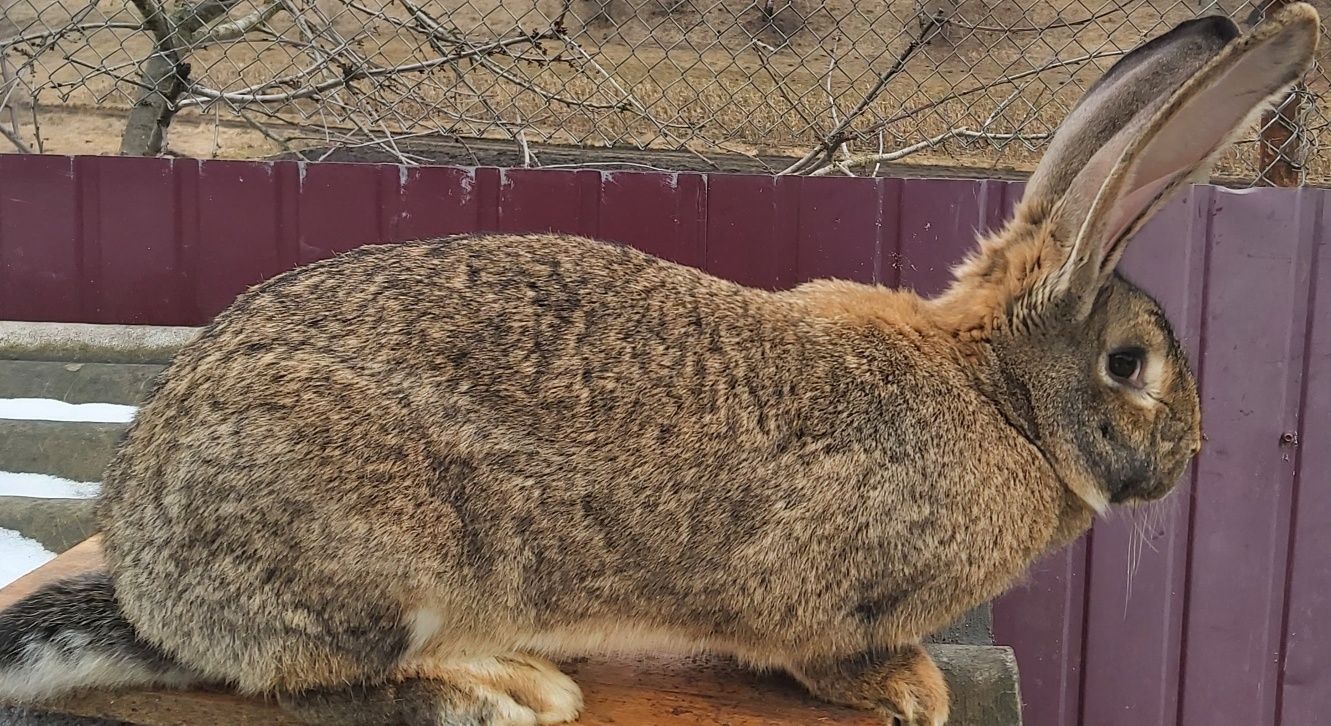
1024, 4, 1318, 318
1023, 15, 1240, 211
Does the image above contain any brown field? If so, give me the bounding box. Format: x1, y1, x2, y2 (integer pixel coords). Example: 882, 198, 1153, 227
3, 0, 1329, 182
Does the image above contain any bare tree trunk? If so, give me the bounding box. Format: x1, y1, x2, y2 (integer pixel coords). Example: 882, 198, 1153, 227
120, 0, 245, 155
120, 53, 190, 155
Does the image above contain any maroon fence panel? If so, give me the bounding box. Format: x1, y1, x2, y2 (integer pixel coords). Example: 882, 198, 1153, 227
0, 155, 1328, 726
0, 155, 81, 322
704, 173, 793, 289
792, 176, 884, 285
193, 160, 288, 322
495, 168, 600, 237
994, 541, 1090, 726
597, 172, 706, 268
1179, 188, 1316, 726
396, 166, 481, 240
895, 177, 1016, 296
1278, 196, 1331, 724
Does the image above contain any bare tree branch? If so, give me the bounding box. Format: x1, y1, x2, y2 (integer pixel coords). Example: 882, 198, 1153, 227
0, 22, 144, 49
182, 31, 555, 105
26, 93, 42, 152
809, 127, 1051, 176
0, 46, 23, 150
782, 14, 946, 175
127, 0, 170, 41
197, 1, 285, 45
849, 49, 1128, 145
0, 115, 32, 152
394, 0, 628, 113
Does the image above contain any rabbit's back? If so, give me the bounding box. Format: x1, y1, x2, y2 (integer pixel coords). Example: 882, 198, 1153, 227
188, 233, 814, 440
96, 234, 1075, 688
112, 233, 916, 490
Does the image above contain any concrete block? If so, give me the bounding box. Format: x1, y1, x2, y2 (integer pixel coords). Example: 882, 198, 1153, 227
930, 644, 1023, 726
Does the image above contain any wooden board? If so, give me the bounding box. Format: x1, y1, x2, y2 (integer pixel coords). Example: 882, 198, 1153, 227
1, 538, 880, 725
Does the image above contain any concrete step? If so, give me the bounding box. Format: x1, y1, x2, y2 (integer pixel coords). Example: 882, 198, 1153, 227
0, 420, 125, 483
0, 360, 162, 405
0, 321, 197, 364
0, 496, 97, 553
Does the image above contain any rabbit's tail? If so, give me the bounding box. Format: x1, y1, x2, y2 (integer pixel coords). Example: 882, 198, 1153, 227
0, 571, 198, 701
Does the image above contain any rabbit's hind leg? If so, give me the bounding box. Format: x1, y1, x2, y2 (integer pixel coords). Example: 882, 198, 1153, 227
278, 653, 584, 726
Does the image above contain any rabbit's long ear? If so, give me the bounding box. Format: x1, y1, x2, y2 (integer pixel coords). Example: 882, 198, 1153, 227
1023, 15, 1240, 210
1023, 4, 1318, 318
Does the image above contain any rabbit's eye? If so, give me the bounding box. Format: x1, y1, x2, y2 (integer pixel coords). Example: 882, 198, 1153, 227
1107, 349, 1145, 386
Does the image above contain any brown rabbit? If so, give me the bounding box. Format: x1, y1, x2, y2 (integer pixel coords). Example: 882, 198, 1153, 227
0, 6, 1319, 725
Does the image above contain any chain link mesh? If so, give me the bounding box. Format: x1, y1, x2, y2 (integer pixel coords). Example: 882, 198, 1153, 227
1, 0, 1326, 183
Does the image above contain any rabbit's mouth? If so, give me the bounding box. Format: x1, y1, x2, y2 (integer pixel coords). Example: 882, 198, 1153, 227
1110, 480, 1169, 505
1108, 456, 1188, 505
1109, 479, 1154, 505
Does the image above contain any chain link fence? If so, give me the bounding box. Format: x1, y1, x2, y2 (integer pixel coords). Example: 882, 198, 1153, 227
1, 0, 1327, 183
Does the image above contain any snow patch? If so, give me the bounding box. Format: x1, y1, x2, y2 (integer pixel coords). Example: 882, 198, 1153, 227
0, 529, 56, 589
0, 472, 100, 499
0, 398, 136, 423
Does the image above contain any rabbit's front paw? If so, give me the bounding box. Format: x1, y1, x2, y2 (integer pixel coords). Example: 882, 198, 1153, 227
789, 644, 948, 726
486, 653, 584, 724
408, 653, 583, 725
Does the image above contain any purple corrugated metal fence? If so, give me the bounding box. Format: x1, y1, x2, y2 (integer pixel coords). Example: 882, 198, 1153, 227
0, 155, 1326, 726
0, 156, 1021, 323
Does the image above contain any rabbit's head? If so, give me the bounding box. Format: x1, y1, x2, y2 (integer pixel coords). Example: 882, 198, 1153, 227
933, 5, 1319, 513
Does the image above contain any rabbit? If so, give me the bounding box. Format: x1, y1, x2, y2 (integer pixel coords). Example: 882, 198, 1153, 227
0, 6, 1319, 725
